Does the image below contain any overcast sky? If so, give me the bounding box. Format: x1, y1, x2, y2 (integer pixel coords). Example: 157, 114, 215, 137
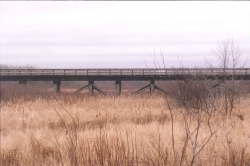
0, 2, 249, 68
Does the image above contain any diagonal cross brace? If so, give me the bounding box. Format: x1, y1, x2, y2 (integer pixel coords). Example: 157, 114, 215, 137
74, 82, 107, 96
74, 85, 89, 93
92, 84, 107, 96
154, 84, 170, 95
131, 84, 150, 95
132, 81, 169, 95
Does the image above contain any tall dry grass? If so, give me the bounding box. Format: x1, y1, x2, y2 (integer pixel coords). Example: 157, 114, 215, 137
0, 83, 250, 165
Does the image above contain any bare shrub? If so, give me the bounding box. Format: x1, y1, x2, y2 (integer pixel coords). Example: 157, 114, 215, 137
213, 39, 248, 116
171, 78, 216, 113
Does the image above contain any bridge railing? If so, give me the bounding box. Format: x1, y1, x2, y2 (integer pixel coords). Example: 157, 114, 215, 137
0, 68, 250, 76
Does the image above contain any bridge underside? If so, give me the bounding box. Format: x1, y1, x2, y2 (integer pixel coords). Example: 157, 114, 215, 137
1, 74, 250, 95
46, 80, 167, 95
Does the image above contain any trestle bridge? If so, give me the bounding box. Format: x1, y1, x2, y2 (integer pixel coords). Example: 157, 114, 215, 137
1, 68, 250, 95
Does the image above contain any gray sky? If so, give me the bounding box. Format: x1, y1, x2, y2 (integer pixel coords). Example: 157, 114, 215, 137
0, 2, 249, 68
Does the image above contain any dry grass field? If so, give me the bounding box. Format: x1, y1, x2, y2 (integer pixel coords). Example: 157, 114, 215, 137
1, 82, 250, 166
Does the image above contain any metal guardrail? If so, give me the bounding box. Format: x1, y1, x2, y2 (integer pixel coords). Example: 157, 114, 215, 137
0, 68, 250, 76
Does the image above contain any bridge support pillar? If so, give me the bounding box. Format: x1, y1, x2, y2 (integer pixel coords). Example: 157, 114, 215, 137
53, 81, 61, 93
116, 80, 121, 95
89, 81, 94, 95
150, 80, 155, 94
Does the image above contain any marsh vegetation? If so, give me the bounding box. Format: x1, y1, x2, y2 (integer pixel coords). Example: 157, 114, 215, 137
1, 78, 250, 166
